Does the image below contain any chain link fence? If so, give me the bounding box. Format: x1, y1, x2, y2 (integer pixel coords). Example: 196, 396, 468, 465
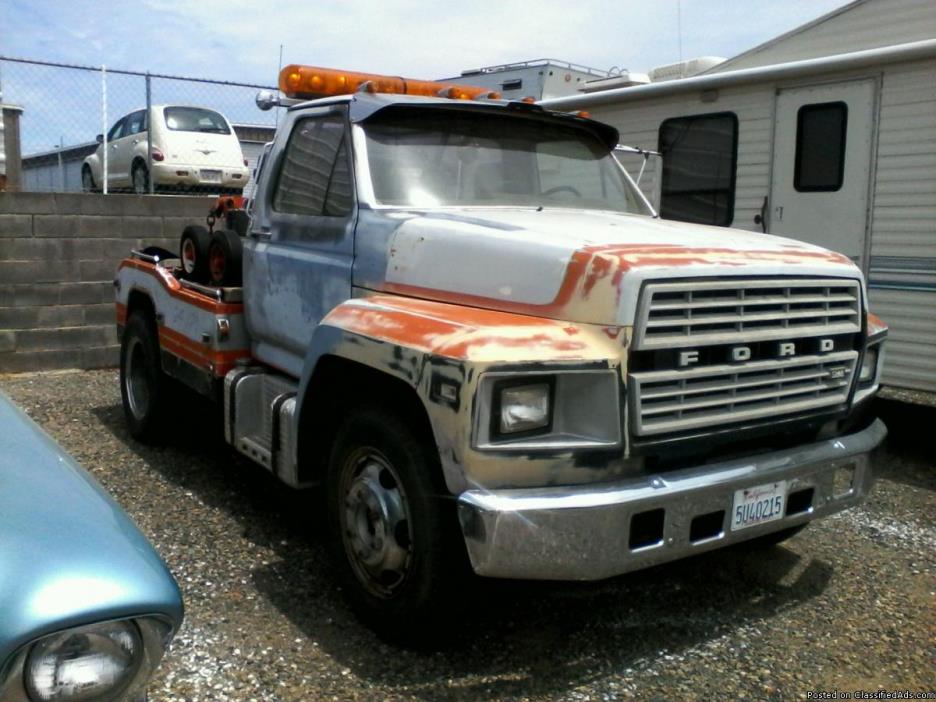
0, 56, 279, 197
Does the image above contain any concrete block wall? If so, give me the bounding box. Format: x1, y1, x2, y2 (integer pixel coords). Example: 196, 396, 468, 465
0, 192, 212, 373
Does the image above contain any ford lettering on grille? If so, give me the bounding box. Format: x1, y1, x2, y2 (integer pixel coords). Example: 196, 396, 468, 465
629, 278, 862, 437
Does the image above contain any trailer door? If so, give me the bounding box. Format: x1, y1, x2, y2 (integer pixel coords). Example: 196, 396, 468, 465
769, 80, 875, 264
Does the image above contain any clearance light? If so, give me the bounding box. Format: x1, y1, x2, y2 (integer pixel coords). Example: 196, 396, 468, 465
575, 110, 591, 119
279, 64, 496, 100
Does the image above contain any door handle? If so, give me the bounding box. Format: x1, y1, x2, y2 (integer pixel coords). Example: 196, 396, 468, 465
110, 143, 119, 149
248, 230, 271, 241
132, 139, 141, 145
753, 196, 768, 233
774, 205, 784, 222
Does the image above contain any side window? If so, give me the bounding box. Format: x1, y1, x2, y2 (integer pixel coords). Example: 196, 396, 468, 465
794, 102, 847, 192
107, 117, 127, 142
658, 112, 738, 226
125, 110, 146, 136
273, 114, 352, 217
324, 140, 353, 215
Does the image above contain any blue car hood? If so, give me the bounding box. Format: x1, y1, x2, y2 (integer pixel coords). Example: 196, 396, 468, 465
0, 393, 182, 666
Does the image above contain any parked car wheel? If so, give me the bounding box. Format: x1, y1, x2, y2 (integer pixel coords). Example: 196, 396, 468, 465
179, 225, 212, 283
81, 165, 97, 193
326, 405, 466, 639
132, 161, 150, 195
207, 229, 243, 287
120, 311, 171, 443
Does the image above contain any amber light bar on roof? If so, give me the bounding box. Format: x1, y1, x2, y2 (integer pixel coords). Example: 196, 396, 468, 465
279, 64, 500, 100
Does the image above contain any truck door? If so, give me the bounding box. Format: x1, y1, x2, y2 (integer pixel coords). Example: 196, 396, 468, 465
769, 80, 876, 265
243, 107, 355, 376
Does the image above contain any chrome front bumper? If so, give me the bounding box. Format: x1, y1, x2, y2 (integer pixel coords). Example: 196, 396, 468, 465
456, 418, 887, 580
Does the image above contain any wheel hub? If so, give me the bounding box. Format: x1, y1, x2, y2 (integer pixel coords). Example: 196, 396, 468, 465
341, 452, 412, 597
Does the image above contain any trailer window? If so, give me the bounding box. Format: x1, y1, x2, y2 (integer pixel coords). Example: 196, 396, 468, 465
658, 112, 738, 226
273, 114, 352, 217
794, 102, 847, 192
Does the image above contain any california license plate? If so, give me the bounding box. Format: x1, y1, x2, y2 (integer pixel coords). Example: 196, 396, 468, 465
200, 169, 222, 182
731, 480, 787, 531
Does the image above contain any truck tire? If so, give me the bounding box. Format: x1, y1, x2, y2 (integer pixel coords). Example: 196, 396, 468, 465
325, 405, 466, 640
120, 311, 171, 443
179, 225, 211, 283
208, 229, 243, 287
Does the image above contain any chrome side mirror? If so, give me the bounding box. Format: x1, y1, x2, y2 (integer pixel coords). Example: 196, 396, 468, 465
255, 90, 280, 112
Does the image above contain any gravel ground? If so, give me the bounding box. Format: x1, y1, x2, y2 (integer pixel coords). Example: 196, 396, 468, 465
2, 369, 934, 702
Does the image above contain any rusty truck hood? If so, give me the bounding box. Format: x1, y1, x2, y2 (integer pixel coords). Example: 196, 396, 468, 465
372, 208, 863, 327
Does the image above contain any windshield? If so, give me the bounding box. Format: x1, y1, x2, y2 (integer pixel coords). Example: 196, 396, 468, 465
362, 109, 648, 213
164, 106, 231, 134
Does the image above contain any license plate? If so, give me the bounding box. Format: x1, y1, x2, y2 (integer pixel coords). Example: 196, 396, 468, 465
731, 480, 787, 531
200, 169, 222, 182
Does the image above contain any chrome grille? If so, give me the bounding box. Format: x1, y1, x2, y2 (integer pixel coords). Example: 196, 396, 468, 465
630, 352, 858, 436
634, 278, 861, 350
629, 277, 863, 437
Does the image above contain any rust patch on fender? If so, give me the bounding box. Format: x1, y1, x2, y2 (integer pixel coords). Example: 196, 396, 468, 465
323, 295, 620, 362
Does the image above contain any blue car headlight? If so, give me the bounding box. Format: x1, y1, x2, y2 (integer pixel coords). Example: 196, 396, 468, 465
0, 618, 176, 702
24, 621, 143, 701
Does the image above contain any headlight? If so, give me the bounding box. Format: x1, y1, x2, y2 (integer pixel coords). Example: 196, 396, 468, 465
859, 346, 879, 383
497, 381, 552, 436
475, 370, 621, 450
25, 621, 143, 701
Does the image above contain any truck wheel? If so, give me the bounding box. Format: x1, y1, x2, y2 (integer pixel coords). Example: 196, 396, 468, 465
326, 405, 465, 639
120, 312, 170, 443
207, 229, 243, 287
180, 225, 211, 283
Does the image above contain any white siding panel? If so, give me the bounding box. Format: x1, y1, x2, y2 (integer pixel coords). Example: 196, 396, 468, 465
868, 288, 936, 392
869, 60, 936, 393
870, 60, 936, 267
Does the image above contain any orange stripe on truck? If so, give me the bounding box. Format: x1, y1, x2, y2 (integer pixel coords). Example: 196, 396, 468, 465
158, 325, 250, 377
118, 258, 244, 315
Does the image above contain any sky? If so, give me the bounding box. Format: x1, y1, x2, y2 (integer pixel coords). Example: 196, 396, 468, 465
1, 0, 850, 155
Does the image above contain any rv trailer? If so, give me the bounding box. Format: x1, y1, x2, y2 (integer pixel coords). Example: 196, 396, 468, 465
544, 1, 936, 396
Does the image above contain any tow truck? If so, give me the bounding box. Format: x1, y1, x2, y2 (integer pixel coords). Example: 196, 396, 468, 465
113, 64, 889, 634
